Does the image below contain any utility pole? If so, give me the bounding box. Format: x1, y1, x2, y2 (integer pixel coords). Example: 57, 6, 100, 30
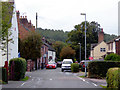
81, 13, 87, 77
36, 12, 38, 29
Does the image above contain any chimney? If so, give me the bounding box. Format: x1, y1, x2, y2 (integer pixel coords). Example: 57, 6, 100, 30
98, 28, 104, 43
16, 11, 20, 19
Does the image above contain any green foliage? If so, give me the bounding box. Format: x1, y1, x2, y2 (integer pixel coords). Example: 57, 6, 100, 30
36, 28, 69, 43
60, 46, 76, 59
9, 58, 26, 81
67, 21, 100, 61
21, 76, 29, 81
104, 33, 117, 42
105, 53, 120, 61
52, 41, 67, 59
0, 2, 14, 57
88, 61, 120, 78
71, 63, 79, 72
19, 32, 42, 60
106, 68, 120, 88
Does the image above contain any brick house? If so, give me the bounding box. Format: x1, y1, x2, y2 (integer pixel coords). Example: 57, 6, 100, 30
16, 11, 35, 40
41, 37, 56, 69
107, 36, 120, 55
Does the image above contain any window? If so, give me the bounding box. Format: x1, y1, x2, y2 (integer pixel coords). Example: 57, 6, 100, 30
100, 48, 106, 52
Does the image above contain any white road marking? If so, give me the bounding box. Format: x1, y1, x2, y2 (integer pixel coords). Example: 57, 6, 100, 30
21, 82, 26, 86
92, 83, 98, 87
50, 78, 52, 80
76, 76, 98, 87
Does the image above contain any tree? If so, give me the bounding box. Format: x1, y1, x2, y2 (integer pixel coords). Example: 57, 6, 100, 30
60, 46, 76, 59
67, 21, 101, 61
19, 32, 42, 61
0, 2, 14, 54
52, 41, 67, 59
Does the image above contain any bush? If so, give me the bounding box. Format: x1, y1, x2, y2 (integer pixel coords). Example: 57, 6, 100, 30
71, 63, 79, 72
1, 67, 8, 83
106, 68, 120, 88
9, 58, 26, 81
88, 61, 120, 78
105, 53, 120, 61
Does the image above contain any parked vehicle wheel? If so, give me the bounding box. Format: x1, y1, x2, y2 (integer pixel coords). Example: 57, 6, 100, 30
61, 69, 64, 72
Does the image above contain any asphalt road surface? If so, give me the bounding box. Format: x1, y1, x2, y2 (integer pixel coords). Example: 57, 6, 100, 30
2, 68, 101, 88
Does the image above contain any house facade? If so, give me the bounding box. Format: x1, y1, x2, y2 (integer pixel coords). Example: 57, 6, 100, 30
90, 29, 108, 60
91, 41, 108, 59
107, 36, 120, 55
40, 37, 56, 68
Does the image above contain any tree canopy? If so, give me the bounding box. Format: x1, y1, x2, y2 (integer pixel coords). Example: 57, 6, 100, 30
52, 41, 67, 59
67, 21, 101, 61
60, 46, 76, 59
36, 28, 68, 43
19, 32, 42, 61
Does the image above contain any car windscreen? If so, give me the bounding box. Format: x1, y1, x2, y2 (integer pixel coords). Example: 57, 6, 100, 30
48, 62, 55, 64
62, 61, 72, 64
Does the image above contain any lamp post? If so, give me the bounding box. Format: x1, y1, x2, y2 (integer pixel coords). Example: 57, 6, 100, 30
81, 13, 87, 77
78, 43, 81, 63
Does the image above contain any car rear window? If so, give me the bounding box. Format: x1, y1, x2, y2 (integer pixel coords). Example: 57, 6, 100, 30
62, 61, 72, 64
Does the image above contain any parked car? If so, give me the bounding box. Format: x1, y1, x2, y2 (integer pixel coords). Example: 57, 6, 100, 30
46, 62, 57, 69
57, 61, 62, 67
80, 59, 104, 71
80, 60, 91, 72
61, 59, 73, 72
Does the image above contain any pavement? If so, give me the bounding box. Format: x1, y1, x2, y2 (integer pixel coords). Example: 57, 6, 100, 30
74, 71, 107, 87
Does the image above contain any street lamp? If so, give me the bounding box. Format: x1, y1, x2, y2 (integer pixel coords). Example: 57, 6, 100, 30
78, 43, 81, 63
81, 13, 87, 77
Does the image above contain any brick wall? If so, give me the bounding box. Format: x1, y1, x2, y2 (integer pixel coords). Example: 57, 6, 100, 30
116, 40, 120, 55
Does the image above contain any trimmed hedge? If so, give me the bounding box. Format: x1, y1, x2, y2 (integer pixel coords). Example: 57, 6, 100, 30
105, 53, 120, 61
106, 68, 120, 88
88, 61, 120, 78
9, 58, 26, 81
0, 67, 8, 83
71, 63, 79, 72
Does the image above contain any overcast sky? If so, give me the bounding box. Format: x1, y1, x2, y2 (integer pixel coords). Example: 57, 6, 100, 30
14, 0, 119, 35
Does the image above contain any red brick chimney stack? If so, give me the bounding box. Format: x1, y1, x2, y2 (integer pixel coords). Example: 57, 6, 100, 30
98, 28, 104, 43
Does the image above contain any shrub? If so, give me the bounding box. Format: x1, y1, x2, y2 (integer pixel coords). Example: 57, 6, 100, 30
71, 63, 79, 72
9, 58, 26, 81
1, 67, 8, 83
88, 61, 120, 78
106, 68, 120, 88
105, 53, 120, 61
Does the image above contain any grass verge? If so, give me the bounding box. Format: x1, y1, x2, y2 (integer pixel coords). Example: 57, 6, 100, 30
79, 75, 86, 78
100, 85, 107, 88
0, 80, 7, 84
20, 76, 29, 81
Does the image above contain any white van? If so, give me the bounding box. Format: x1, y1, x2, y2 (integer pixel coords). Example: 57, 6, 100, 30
61, 59, 73, 72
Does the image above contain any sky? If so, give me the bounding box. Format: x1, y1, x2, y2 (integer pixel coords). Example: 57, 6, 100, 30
14, 0, 120, 35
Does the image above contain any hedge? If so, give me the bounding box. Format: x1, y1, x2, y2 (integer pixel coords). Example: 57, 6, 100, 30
71, 63, 79, 72
105, 53, 120, 61
0, 67, 8, 83
9, 58, 26, 81
106, 68, 120, 88
88, 61, 120, 78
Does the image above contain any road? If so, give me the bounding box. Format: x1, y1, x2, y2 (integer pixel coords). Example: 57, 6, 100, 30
2, 68, 102, 88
